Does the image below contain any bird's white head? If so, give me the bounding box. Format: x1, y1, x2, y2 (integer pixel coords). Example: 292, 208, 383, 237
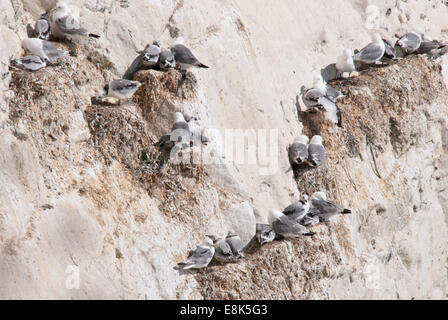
268, 209, 283, 225
52, 1, 69, 14
174, 112, 186, 123
311, 191, 327, 201
300, 194, 309, 202
373, 33, 383, 43
296, 134, 309, 144
174, 37, 185, 45
310, 135, 323, 145
203, 236, 215, 247
344, 48, 353, 58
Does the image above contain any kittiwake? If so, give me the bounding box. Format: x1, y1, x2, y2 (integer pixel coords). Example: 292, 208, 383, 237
336, 48, 356, 76
158, 48, 176, 70
225, 231, 245, 258
269, 209, 315, 239
11, 55, 46, 71
171, 41, 209, 72
282, 195, 310, 220
142, 41, 161, 68
21, 38, 69, 63
177, 236, 215, 270
49, 2, 100, 40
396, 32, 422, 54
307, 135, 326, 167
309, 191, 352, 223
105, 79, 142, 100
35, 12, 51, 40
288, 134, 309, 167
354, 33, 385, 64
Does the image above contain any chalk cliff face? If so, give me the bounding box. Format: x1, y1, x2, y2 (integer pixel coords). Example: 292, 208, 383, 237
0, 0, 447, 299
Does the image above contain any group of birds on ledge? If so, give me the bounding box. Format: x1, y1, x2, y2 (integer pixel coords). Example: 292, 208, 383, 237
177, 30, 448, 271
8, 3, 447, 272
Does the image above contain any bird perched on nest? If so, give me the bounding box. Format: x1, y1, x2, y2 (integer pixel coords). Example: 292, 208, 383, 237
307, 191, 352, 223
49, 1, 100, 40
282, 194, 310, 221
171, 38, 208, 78
354, 33, 385, 64
268, 209, 315, 239
35, 12, 51, 40
104, 79, 142, 100
21, 38, 69, 64
11, 55, 47, 71
288, 134, 309, 169
307, 135, 326, 167
177, 236, 215, 270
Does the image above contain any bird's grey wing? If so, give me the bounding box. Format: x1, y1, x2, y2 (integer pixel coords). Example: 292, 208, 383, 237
42, 41, 67, 61
13, 56, 45, 71
382, 39, 396, 59
216, 241, 232, 255
418, 40, 442, 54
226, 237, 244, 254
172, 44, 199, 65
317, 96, 341, 126
312, 198, 340, 215
110, 79, 138, 90
289, 143, 309, 163
400, 33, 421, 49
172, 122, 190, 132
123, 54, 144, 80
35, 19, 50, 35
308, 143, 326, 165
325, 85, 344, 101
55, 15, 88, 35
282, 201, 301, 215
321, 63, 339, 82
355, 42, 384, 61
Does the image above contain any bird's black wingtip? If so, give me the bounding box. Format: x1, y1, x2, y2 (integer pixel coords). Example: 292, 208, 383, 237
89, 33, 101, 38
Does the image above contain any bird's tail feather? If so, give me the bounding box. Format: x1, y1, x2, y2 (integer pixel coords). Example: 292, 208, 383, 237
197, 63, 209, 68
89, 33, 100, 38
341, 209, 352, 214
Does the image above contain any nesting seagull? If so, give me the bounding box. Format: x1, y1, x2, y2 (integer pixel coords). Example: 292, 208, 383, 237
171, 41, 209, 74
417, 38, 447, 56
49, 2, 100, 40
354, 33, 385, 64
177, 236, 215, 270
336, 48, 356, 76
298, 213, 320, 227
308, 191, 352, 223
159, 48, 176, 70
282, 195, 310, 220
142, 41, 161, 68
123, 53, 144, 80
21, 38, 69, 63
11, 55, 46, 71
269, 209, 315, 239
307, 135, 326, 167
35, 12, 51, 40
255, 223, 276, 245
104, 79, 142, 100
288, 134, 309, 168
209, 236, 234, 263
396, 32, 422, 54
225, 231, 245, 258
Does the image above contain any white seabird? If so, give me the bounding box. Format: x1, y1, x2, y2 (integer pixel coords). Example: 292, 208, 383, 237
158, 48, 176, 70
11, 55, 47, 71
255, 223, 276, 245
225, 231, 245, 258
142, 41, 161, 68
288, 134, 309, 167
177, 236, 215, 270
269, 209, 315, 239
156, 112, 192, 150
35, 12, 51, 40
307, 135, 326, 167
354, 33, 385, 64
282, 195, 310, 220
49, 2, 100, 40
396, 32, 422, 54
105, 79, 142, 100
170, 41, 209, 71
21, 38, 69, 63
336, 48, 356, 76
309, 191, 352, 223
